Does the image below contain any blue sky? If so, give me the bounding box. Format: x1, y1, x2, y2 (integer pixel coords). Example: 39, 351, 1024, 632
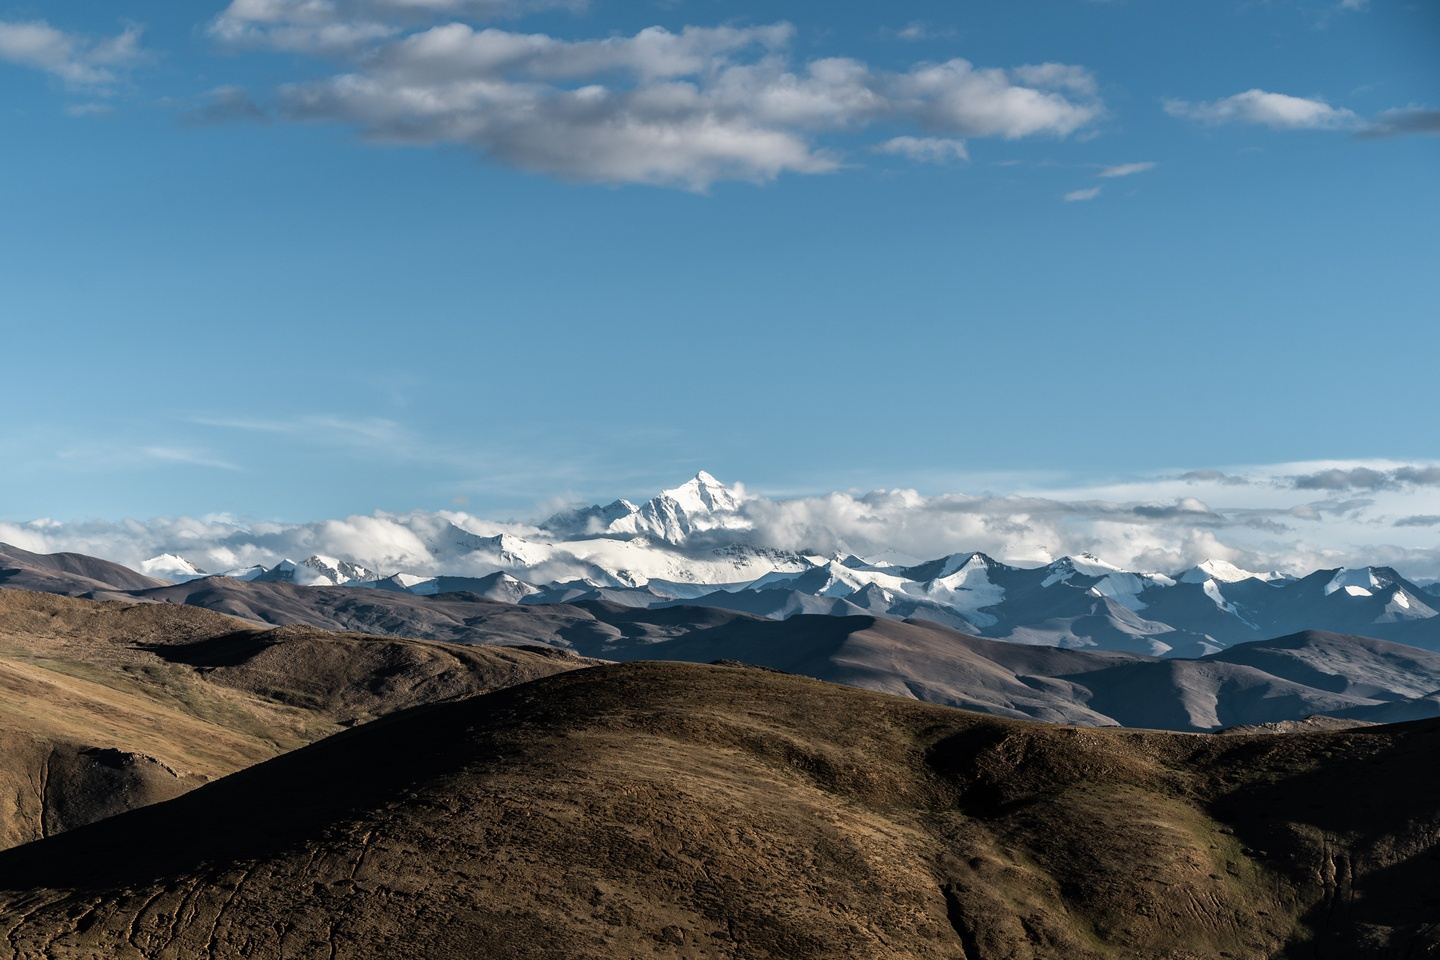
1, 0, 1437, 524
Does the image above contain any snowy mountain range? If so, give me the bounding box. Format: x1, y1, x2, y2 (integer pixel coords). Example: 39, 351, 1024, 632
122, 470, 1440, 657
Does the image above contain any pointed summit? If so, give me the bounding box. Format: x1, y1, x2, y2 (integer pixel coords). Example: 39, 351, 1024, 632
1045, 553, 1124, 581
1178, 558, 1267, 584
661, 470, 743, 515
138, 554, 207, 581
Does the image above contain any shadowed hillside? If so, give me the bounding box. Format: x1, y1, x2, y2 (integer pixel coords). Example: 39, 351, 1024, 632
1, 661, 1439, 958
0, 543, 166, 595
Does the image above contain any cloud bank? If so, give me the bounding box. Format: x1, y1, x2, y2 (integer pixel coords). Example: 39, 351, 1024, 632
8, 459, 1440, 582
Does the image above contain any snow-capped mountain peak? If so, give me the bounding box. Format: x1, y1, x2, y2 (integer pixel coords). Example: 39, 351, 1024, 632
539, 471, 747, 546
916, 555, 1004, 625
749, 558, 909, 599
661, 470, 743, 515
257, 555, 375, 587
1040, 554, 1174, 612
1179, 558, 1268, 584
595, 471, 749, 545
138, 554, 207, 581
936, 552, 994, 578
1065, 552, 1125, 576
1042, 553, 1123, 586
375, 572, 431, 590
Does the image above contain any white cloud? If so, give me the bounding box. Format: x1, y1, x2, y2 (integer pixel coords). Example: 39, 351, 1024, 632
1097, 160, 1155, 178
875, 136, 969, 163
1009, 62, 1099, 99
0, 20, 143, 88
889, 22, 956, 42
892, 59, 1101, 138
209, 0, 583, 52
272, 24, 1102, 188
377, 23, 795, 82
1165, 89, 1357, 130
1063, 186, 1101, 202
51, 443, 240, 473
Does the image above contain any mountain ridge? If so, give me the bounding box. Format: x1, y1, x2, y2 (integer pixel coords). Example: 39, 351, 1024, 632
23, 470, 1423, 658
8, 465, 1440, 661
18, 563, 1440, 733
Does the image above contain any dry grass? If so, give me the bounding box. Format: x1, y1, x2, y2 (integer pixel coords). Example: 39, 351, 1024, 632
0, 588, 588, 849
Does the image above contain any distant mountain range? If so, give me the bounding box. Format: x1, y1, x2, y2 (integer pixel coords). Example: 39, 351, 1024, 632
36, 470, 1433, 659
9, 538, 1440, 733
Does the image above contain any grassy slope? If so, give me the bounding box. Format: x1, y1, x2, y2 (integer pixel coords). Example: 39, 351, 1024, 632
0, 589, 587, 849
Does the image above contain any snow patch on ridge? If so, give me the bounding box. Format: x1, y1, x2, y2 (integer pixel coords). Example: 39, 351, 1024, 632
1179, 559, 1269, 584
914, 554, 1004, 625
1326, 567, 1383, 597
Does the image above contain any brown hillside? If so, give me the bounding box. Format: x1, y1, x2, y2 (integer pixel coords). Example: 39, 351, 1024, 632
0, 660, 1437, 958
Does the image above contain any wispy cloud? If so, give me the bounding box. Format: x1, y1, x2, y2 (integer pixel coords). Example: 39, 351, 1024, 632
1359, 107, 1440, 139
0, 19, 144, 90
64, 101, 112, 117
1165, 89, 1357, 130
182, 85, 268, 125
1290, 465, 1440, 491
1178, 469, 1252, 486
875, 136, 969, 164
140, 446, 242, 471
54, 443, 240, 472
208, 0, 585, 53
1064, 186, 1101, 202
888, 21, 957, 42
1097, 160, 1156, 178
193, 413, 415, 450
